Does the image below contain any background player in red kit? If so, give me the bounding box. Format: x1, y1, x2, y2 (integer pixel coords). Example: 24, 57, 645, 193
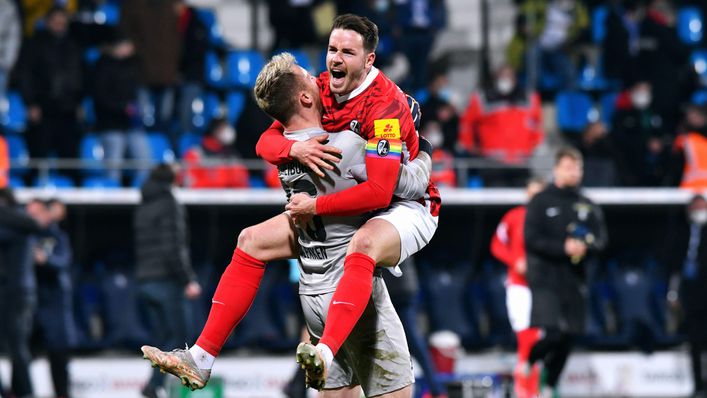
257, 14, 440, 388
491, 177, 545, 398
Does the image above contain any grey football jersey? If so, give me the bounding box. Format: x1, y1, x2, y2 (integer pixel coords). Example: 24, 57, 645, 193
279, 128, 367, 295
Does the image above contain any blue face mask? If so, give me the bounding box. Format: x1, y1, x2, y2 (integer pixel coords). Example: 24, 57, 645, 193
438, 87, 452, 102
374, 0, 389, 13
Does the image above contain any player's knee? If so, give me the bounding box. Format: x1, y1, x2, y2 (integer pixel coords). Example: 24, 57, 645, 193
237, 226, 259, 254
349, 232, 375, 256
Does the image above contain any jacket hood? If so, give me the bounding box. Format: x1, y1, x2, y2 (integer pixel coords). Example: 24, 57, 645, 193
141, 179, 173, 201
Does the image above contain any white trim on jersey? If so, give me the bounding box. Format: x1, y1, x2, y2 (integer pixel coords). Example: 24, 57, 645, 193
334, 66, 380, 104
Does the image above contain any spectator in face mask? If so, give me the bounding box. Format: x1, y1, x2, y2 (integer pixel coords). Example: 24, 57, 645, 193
459, 65, 544, 187
666, 195, 707, 398
420, 64, 460, 155
611, 81, 671, 186
422, 121, 456, 187
183, 117, 250, 188
669, 104, 707, 189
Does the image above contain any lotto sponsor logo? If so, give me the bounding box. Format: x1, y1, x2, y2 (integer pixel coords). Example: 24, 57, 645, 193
374, 119, 401, 139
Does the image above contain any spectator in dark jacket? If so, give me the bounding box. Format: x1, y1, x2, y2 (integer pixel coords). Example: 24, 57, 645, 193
120, 0, 181, 131
176, 0, 210, 134
19, 6, 83, 163
0, 188, 48, 398
93, 34, 151, 184
29, 198, 76, 398
611, 81, 671, 186
524, 148, 607, 398
134, 164, 201, 398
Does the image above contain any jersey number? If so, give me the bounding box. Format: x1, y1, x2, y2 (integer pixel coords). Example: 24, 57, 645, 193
292, 180, 327, 242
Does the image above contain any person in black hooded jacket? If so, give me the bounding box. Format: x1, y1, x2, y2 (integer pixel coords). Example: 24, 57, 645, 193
134, 164, 202, 398
523, 147, 607, 398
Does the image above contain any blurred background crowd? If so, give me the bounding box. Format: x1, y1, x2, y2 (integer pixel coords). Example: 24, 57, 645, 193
1, 0, 707, 397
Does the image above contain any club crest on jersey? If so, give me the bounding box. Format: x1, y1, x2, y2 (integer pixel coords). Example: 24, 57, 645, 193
349, 119, 360, 134
377, 139, 390, 157
374, 119, 401, 139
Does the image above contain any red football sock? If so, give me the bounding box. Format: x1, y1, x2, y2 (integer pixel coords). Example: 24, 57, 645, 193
195, 247, 265, 357
516, 328, 541, 363
318, 253, 376, 355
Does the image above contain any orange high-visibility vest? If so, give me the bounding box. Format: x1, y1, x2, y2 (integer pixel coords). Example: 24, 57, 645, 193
676, 132, 707, 190
0, 136, 8, 188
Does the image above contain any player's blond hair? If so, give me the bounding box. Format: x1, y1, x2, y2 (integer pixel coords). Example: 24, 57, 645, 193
254, 52, 304, 124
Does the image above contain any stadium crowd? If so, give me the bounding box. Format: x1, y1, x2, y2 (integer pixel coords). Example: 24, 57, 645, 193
2, 0, 707, 397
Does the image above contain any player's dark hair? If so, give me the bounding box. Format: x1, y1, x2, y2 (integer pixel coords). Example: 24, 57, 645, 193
332, 14, 379, 53
148, 163, 177, 185
554, 146, 583, 165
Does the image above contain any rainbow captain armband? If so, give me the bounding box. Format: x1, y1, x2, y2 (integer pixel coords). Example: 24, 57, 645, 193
366, 137, 402, 160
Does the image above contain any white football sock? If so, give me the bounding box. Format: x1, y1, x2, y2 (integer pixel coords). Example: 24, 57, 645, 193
315, 343, 334, 368
189, 344, 215, 370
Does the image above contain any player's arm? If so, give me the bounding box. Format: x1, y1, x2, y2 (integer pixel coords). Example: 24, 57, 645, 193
491, 217, 516, 268
256, 121, 342, 177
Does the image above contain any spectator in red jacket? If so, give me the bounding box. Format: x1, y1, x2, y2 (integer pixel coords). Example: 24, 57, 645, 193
459, 65, 543, 186
183, 118, 250, 189
491, 176, 546, 398
422, 120, 457, 187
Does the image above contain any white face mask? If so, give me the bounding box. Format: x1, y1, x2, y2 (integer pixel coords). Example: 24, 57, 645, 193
217, 126, 236, 145
691, 209, 707, 226
374, 0, 389, 13
426, 129, 443, 148
631, 90, 652, 110
496, 78, 515, 95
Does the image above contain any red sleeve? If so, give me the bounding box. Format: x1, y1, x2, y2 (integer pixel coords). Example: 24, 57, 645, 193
316, 137, 401, 216
491, 213, 516, 268
255, 120, 294, 165
490, 208, 525, 268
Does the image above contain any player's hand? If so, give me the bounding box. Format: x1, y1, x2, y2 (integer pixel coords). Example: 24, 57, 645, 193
289, 134, 342, 178
514, 257, 527, 275
33, 247, 48, 265
184, 281, 202, 299
564, 238, 587, 258
286, 193, 317, 217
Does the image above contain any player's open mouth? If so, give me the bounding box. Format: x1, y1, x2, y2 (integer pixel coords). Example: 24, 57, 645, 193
330, 69, 346, 86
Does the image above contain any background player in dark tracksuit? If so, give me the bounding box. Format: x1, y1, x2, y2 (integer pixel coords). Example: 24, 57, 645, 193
29, 198, 77, 398
0, 188, 48, 398
524, 147, 607, 398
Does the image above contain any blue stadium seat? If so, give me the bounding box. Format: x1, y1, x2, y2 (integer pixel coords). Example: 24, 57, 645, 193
600, 91, 619, 124
147, 132, 175, 163
195, 8, 225, 46
204, 51, 226, 89
592, 5, 609, 44
248, 175, 266, 188
678, 7, 703, 45
95, 2, 120, 25
692, 90, 707, 105
34, 174, 75, 189
82, 176, 120, 189
82, 97, 96, 127
84, 47, 101, 65
226, 91, 245, 125
0, 91, 27, 133
79, 134, 105, 176
692, 49, 707, 86
189, 92, 222, 131
178, 132, 202, 157
556, 91, 595, 132
227, 50, 265, 89
273, 49, 314, 74
5, 134, 29, 176
577, 62, 610, 91
8, 176, 24, 188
